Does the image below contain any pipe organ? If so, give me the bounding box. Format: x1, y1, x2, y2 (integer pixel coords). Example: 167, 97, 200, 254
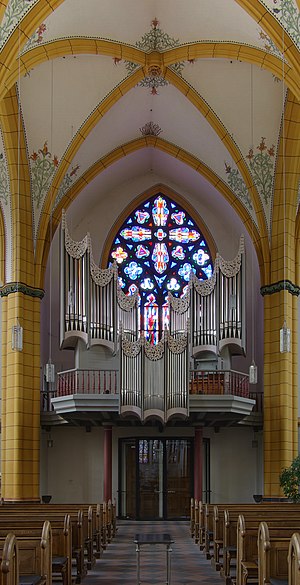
60, 212, 245, 422
168, 237, 245, 357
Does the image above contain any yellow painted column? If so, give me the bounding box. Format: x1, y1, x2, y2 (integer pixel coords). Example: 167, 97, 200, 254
1, 286, 43, 501
263, 285, 299, 497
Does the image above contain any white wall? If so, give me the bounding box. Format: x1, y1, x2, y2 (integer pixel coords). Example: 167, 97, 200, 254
40, 424, 263, 506
40, 426, 104, 502
207, 426, 263, 502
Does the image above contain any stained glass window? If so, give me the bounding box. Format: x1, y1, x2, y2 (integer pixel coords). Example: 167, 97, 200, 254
109, 193, 213, 343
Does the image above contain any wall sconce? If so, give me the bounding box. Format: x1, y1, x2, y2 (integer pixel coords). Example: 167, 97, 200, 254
280, 320, 291, 353
11, 321, 23, 351
249, 360, 258, 384
45, 362, 55, 384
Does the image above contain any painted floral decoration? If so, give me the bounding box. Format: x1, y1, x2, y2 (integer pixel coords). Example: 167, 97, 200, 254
0, 0, 35, 48
54, 164, 80, 209
271, 0, 300, 48
224, 162, 253, 211
23, 23, 46, 51
124, 18, 184, 94
246, 138, 275, 204
0, 153, 9, 205
30, 142, 58, 208
139, 121, 162, 136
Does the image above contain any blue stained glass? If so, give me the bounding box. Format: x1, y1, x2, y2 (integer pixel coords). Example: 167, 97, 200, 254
154, 228, 167, 241
124, 261, 143, 280
193, 249, 210, 266
172, 246, 185, 260
171, 211, 185, 225
128, 284, 138, 295
169, 227, 200, 243
136, 210, 150, 224
152, 243, 169, 274
154, 275, 167, 287
178, 263, 196, 281
202, 265, 213, 278
140, 278, 154, 290
152, 196, 169, 226
136, 245, 150, 258
108, 192, 212, 343
167, 278, 180, 291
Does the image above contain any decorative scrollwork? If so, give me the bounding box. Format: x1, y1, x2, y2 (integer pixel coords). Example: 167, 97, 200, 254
63, 210, 89, 259
168, 284, 191, 314
144, 336, 165, 360
191, 270, 217, 296
64, 226, 89, 259
167, 332, 188, 354
217, 235, 245, 278
121, 335, 143, 358
117, 283, 139, 311
90, 254, 115, 286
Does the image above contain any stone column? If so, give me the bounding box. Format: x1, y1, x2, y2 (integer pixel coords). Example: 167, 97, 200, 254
1, 288, 43, 501
103, 425, 112, 501
194, 426, 203, 500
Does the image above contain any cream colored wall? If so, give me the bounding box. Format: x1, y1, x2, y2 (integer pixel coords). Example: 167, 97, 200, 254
208, 426, 263, 503
40, 426, 104, 503
40, 424, 263, 506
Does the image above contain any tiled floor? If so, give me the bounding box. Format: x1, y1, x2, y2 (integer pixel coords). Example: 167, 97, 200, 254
84, 520, 224, 584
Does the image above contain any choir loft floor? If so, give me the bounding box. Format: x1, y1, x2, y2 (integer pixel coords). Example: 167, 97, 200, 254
84, 520, 225, 584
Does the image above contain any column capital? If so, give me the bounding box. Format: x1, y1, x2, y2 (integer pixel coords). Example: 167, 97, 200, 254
0, 282, 44, 299
260, 279, 300, 297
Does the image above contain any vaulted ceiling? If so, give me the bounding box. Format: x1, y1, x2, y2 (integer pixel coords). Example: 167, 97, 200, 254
0, 0, 299, 288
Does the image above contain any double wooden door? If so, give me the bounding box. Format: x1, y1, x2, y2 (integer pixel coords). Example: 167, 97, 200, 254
119, 438, 192, 520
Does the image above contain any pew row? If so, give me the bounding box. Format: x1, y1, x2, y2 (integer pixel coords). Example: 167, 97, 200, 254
288, 532, 300, 585
0, 533, 18, 585
0, 521, 51, 585
0, 515, 71, 585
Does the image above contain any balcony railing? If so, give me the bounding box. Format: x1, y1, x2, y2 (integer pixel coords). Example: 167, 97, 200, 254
190, 369, 249, 398
41, 368, 263, 414
56, 368, 119, 396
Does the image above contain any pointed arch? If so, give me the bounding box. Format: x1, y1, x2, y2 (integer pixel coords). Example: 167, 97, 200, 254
0, 84, 34, 285
0, 203, 5, 284
271, 89, 300, 284
2, 38, 299, 102
0, 0, 64, 92
37, 136, 266, 290
101, 183, 217, 267
235, 0, 300, 79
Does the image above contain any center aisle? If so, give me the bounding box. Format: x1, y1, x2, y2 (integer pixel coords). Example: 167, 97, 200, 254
84, 520, 225, 585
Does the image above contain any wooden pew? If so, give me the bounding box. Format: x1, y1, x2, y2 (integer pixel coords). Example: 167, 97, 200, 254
0, 515, 72, 585
257, 521, 300, 585
217, 504, 300, 583
238, 516, 300, 585
288, 532, 300, 585
190, 498, 195, 538
0, 508, 82, 583
0, 533, 19, 585
0, 520, 52, 585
